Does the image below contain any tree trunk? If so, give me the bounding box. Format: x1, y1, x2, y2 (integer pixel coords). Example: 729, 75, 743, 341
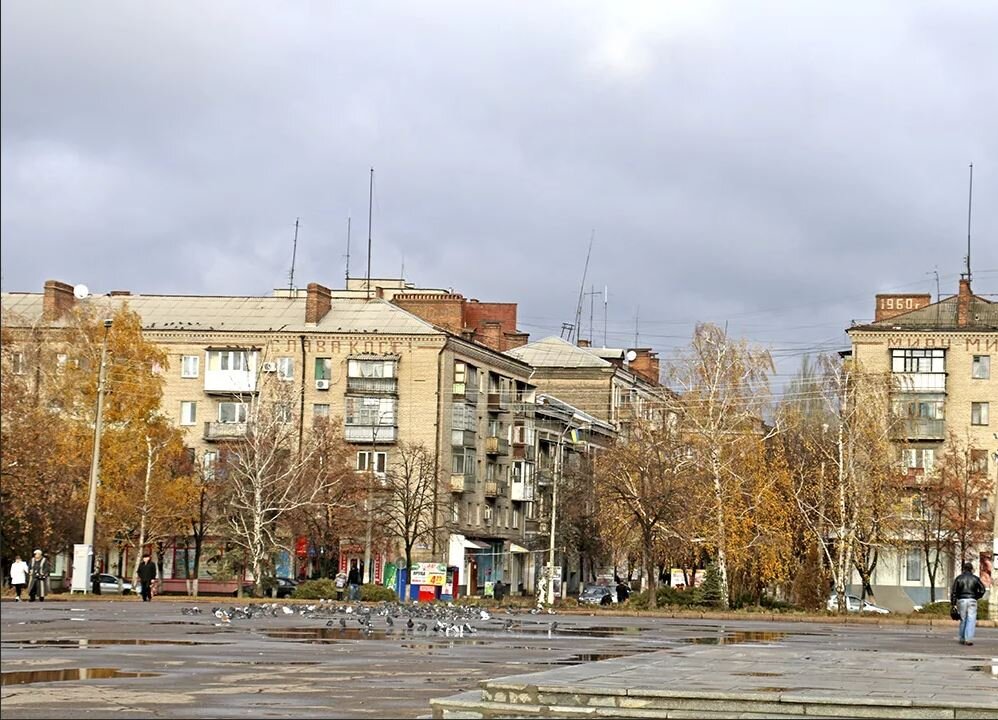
131, 437, 155, 588
710, 460, 730, 609
642, 528, 657, 608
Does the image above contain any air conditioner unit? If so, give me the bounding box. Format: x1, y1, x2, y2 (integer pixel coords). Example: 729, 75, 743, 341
315, 379, 330, 390
261, 362, 277, 373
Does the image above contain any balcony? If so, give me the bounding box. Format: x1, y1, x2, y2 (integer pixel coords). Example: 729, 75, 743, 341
346, 376, 398, 395
484, 480, 506, 498
485, 436, 510, 455
487, 392, 511, 412
893, 372, 946, 393
510, 480, 535, 502
344, 425, 398, 443
451, 429, 476, 447
449, 474, 473, 493
512, 401, 535, 418
453, 386, 480, 406
203, 370, 257, 395
203, 421, 248, 442
512, 444, 536, 461
525, 518, 541, 535
892, 417, 946, 441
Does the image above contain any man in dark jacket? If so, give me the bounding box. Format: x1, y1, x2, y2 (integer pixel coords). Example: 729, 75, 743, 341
950, 561, 986, 645
137, 553, 157, 602
347, 563, 361, 602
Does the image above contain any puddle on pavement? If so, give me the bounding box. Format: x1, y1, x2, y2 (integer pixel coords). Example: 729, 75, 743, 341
969, 665, 998, 677
2, 638, 232, 648
753, 686, 789, 693
1, 668, 161, 686
734, 671, 784, 677
263, 627, 495, 643
683, 631, 788, 645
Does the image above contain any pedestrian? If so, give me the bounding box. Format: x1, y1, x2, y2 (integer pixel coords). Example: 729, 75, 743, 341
347, 563, 361, 602
616, 580, 631, 604
334, 570, 348, 601
91, 559, 103, 595
951, 560, 987, 646
137, 553, 157, 602
494, 579, 505, 602
9, 554, 29, 602
27, 550, 48, 602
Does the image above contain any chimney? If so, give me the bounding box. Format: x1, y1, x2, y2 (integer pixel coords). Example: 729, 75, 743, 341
42, 280, 76, 321
628, 349, 661, 385
109, 290, 132, 296
577, 339, 591, 348
305, 282, 332, 324
957, 278, 972, 327
874, 293, 932, 322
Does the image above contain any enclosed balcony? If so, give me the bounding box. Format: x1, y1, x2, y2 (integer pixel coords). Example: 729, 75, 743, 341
451, 429, 476, 447
892, 372, 946, 393
485, 436, 510, 455
487, 392, 511, 412
510, 479, 535, 502
346, 376, 398, 395
484, 480, 503, 498
891, 417, 946, 441
449, 474, 473, 493
512, 444, 536, 461
203, 421, 248, 442
344, 424, 397, 443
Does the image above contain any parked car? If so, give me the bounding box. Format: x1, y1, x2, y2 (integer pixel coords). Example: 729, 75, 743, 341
97, 574, 133, 595
826, 593, 889, 614
578, 584, 616, 606
274, 577, 298, 598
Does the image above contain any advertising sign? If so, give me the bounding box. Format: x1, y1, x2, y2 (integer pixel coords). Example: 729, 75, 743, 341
410, 562, 447, 586
670, 568, 705, 588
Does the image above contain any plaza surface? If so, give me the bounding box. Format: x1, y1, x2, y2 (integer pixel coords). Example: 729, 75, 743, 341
0, 599, 995, 719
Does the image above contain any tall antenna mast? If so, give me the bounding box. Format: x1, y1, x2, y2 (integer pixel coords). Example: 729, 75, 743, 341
603, 285, 608, 347
345, 216, 352, 283
366, 167, 374, 300
965, 162, 973, 282
288, 217, 300, 292
634, 306, 639, 347
571, 231, 594, 344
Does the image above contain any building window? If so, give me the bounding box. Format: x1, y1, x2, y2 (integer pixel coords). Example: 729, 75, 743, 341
356, 451, 387, 475
901, 448, 935, 474
345, 396, 397, 426
347, 359, 397, 394
451, 501, 460, 523
315, 358, 332, 381
894, 395, 945, 420
203, 451, 217, 478
972, 355, 990, 380
512, 507, 520, 529
905, 549, 921, 582
274, 403, 293, 424
207, 350, 249, 371
218, 402, 248, 424
454, 362, 467, 396
56, 353, 68, 369
970, 449, 989, 476
313, 403, 330, 418
11, 351, 25, 375
180, 401, 197, 426
979, 496, 992, 521
276, 357, 294, 381
180, 355, 199, 378
971, 402, 990, 426
891, 348, 945, 373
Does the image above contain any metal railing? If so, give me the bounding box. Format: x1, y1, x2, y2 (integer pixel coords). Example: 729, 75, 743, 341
344, 425, 398, 443
485, 436, 510, 455
203, 421, 248, 441
346, 376, 398, 394
891, 417, 945, 441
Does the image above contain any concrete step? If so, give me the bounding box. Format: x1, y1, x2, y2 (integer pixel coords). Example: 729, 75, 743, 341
430, 684, 998, 720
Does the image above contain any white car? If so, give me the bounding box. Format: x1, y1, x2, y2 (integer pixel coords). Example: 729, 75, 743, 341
96, 574, 133, 595
826, 593, 889, 614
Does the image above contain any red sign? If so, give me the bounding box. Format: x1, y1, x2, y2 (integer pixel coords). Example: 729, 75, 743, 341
295, 536, 308, 557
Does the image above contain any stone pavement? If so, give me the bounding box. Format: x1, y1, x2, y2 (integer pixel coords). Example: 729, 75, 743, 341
432, 627, 998, 718
1, 600, 995, 719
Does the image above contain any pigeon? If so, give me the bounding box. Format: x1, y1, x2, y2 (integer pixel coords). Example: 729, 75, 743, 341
281, 606, 294, 615
339, 618, 347, 630
479, 610, 491, 621
326, 620, 335, 627
385, 615, 394, 627
416, 622, 427, 632
406, 618, 414, 630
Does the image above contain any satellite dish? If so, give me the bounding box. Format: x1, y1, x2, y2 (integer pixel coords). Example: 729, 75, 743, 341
625, 350, 638, 362
73, 284, 90, 299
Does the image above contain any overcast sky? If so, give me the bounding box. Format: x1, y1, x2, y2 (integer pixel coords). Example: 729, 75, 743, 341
2, 1, 996, 380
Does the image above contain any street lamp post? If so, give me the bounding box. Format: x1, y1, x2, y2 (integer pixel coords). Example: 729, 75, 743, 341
546, 417, 589, 608
72, 319, 112, 593
990, 437, 997, 620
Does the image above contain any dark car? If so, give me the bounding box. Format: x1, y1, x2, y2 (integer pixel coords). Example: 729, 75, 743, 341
578, 584, 615, 606
274, 577, 298, 598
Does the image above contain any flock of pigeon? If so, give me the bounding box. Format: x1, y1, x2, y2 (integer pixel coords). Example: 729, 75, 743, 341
180, 600, 557, 637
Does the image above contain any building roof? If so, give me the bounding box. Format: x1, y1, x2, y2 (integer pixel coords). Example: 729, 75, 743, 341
504, 336, 612, 369
0, 293, 440, 335
849, 293, 998, 332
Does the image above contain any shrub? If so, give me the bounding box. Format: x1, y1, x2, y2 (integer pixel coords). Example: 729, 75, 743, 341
919, 600, 989, 617
694, 563, 724, 607
360, 584, 397, 602
292, 579, 337, 600
629, 585, 698, 610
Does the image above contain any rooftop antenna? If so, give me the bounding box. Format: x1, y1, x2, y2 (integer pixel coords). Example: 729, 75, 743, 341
288, 217, 300, 292
366, 167, 374, 300
401, 254, 405, 280
633, 306, 639, 347
571, 230, 594, 344
584, 285, 601, 345
345, 216, 352, 283
560, 322, 574, 341
965, 162, 973, 282
603, 285, 608, 347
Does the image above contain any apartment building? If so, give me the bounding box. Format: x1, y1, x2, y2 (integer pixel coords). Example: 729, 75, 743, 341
846, 277, 998, 607
504, 336, 670, 429
1, 279, 535, 590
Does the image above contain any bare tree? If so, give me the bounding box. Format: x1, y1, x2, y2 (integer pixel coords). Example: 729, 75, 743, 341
377, 442, 440, 600
216, 389, 354, 596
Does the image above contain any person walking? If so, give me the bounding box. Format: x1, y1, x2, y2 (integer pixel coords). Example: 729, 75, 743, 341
9, 555, 29, 602
27, 550, 48, 602
347, 563, 360, 602
951, 560, 987, 646
137, 553, 157, 602
334, 570, 348, 601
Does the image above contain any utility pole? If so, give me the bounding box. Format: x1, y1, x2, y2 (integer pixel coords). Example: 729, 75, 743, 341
77, 319, 112, 592
990, 436, 997, 620
366, 167, 374, 299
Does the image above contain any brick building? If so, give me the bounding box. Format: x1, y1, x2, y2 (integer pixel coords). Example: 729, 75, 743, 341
847, 277, 997, 607
1, 279, 537, 593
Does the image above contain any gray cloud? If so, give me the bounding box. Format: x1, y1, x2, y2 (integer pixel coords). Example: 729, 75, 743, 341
3, 1, 996, 381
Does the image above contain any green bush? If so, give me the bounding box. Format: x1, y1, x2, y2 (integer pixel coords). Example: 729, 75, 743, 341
918, 600, 989, 617
292, 579, 337, 600
694, 563, 724, 607
360, 584, 397, 602
629, 585, 698, 610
